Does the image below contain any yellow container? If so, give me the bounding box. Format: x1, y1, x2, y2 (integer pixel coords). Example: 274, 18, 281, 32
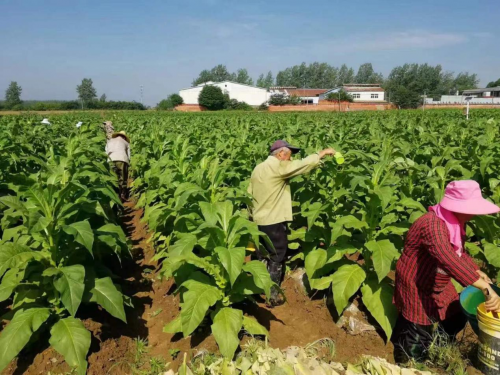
246, 241, 256, 252
477, 303, 500, 374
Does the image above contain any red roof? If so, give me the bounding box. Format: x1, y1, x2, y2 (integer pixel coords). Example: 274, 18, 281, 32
284, 89, 328, 97
344, 87, 385, 92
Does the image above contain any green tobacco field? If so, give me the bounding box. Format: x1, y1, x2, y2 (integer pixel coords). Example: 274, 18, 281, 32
1, 109, 500, 374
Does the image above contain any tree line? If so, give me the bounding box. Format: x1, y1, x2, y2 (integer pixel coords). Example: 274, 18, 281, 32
191, 63, 486, 108
1, 79, 145, 111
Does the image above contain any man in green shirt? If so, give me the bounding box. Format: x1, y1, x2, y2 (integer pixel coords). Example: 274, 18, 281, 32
248, 140, 335, 305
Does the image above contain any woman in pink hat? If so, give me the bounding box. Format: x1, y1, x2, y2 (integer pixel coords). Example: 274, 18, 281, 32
392, 180, 500, 363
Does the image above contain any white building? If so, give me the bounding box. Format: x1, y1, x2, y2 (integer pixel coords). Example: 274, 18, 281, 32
179, 81, 269, 106
425, 87, 500, 105
269, 87, 328, 104
320, 84, 386, 102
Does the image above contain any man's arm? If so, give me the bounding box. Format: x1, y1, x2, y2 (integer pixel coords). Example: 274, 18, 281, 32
279, 148, 336, 179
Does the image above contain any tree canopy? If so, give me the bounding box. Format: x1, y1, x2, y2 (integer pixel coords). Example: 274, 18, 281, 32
76, 78, 97, 107
487, 78, 500, 88
192, 65, 254, 86
5, 81, 22, 109
355, 63, 384, 84
384, 64, 479, 108
198, 85, 226, 110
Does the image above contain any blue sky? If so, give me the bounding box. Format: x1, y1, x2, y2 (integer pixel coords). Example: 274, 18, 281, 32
1, 0, 499, 106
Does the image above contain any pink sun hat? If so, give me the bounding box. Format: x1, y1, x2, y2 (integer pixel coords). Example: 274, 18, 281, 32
440, 180, 500, 215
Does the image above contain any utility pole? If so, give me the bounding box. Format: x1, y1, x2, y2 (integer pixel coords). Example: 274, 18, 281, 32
140, 85, 144, 105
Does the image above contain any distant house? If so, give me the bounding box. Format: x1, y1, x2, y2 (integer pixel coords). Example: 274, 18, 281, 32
462, 86, 500, 98
320, 84, 386, 102
426, 86, 500, 105
269, 87, 328, 104
179, 81, 269, 106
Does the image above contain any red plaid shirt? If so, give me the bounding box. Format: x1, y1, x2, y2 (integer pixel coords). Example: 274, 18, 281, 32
394, 212, 480, 325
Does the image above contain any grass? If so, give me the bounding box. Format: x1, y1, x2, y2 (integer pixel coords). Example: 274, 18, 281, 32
401, 331, 470, 375
305, 338, 336, 363
108, 338, 170, 375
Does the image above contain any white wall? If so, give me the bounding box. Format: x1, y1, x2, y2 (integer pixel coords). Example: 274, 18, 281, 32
348, 91, 385, 102
179, 82, 270, 106
428, 95, 500, 105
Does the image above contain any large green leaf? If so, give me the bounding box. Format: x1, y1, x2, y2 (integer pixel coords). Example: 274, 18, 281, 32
0, 268, 23, 302
163, 316, 182, 334
215, 247, 245, 286
53, 265, 85, 316
63, 220, 94, 255
89, 277, 126, 322
215, 201, 234, 233
484, 242, 500, 268
361, 277, 398, 341
331, 264, 366, 315
0, 242, 42, 277
199, 201, 218, 226
49, 317, 91, 375
305, 248, 327, 281
211, 308, 243, 359
242, 261, 272, 298
302, 202, 324, 229
365, 240, 399, 282
0, 308, 51, 372
242, 315, 269, 337
180, 280, 222, 336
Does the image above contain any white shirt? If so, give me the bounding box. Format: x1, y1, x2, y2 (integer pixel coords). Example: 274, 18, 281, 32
105, 137, 130, 164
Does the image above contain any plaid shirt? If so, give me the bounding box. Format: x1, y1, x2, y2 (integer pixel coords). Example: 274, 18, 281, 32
394, 212, 479, 325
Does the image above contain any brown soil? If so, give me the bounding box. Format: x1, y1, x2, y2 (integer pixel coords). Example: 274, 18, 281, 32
1, 200, 479, 374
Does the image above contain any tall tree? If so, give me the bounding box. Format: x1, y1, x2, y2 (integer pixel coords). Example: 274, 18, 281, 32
355, 63, 384, 84
337, 64, 355, 85
256, 74, 266, 88
192, 70, 213, 86
76, 78, 97, 108
100, 94, 107, 102
264, 71, 274, 88
235, 69, 253, 85
486, 78, 500, 88
5, 81, 22, 109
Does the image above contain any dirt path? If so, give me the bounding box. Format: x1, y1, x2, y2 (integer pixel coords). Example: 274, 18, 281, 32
3, 200, 394, 374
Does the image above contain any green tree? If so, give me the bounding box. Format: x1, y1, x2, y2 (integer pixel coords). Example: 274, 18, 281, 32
337, 64, 355, 85
100, 94, 107, 102
256, 74, 265, 88
453, 72, 479, 93
355, 63, 384, 84
76, 78, 97, 108
5, 81, 22, 109
257, 71, 275, 88
384, 63, 474, 106
235, 69, 253, 85
192, 70, 214, 86
198, 85, 226, 110
486, 79, 500, 88
264, 71, 274, 88
325, 90, 354, 102
168, 93, 184, 107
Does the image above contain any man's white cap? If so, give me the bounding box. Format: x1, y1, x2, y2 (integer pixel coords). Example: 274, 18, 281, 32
41, 118, 51, 125
76, 122, 83, 128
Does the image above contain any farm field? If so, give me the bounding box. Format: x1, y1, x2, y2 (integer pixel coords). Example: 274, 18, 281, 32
1, 109, 500, 374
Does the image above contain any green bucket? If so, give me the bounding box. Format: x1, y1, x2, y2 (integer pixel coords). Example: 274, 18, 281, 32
460, 285, 500, 336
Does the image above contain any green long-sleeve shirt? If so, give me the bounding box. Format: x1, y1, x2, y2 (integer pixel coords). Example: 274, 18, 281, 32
247, 154, 322, 226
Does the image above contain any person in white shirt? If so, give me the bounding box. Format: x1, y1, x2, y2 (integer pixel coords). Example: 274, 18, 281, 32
105, 131, 130, 200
